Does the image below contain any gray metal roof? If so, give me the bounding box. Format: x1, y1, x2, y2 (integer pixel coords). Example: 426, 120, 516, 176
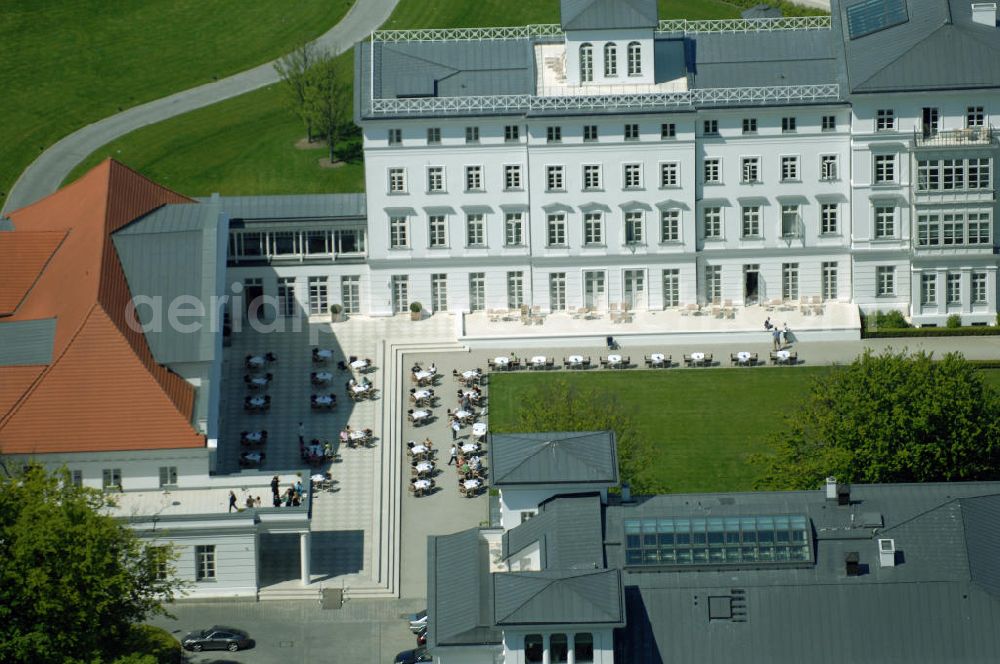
113, 201, 223, 366
690, 29, 839, 90
493, 568, 625, 626
502, 494, 605, 568
561, 0, 658, 30
427, 528, 502, 648
489, 431, 618, 486
835, 0, 1000, 93
960, 494, 1000, 600
199, 193, 366, 222
0, 318, 55, 366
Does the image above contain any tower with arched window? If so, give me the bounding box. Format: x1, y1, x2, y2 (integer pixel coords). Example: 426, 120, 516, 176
562, 0, 657, 87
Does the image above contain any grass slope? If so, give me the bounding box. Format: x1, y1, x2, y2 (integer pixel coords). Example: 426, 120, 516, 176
2, 0, 354, 210
64, 0, 752, 195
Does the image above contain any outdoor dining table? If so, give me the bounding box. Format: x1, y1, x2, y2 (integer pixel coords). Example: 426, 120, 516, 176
410, 444, 430, 455
414, 370, 435, 383
776, 350, 791, 363
455, 409, 473, 421
567, 354, 584, 367
247, 355, 265, 368
349, 430, 368, 441
461, 389, 478, 400
691, 352, 706, 364
530, 355, 547, 367
412, 479, 431, 491
411, 409, 430, 421
493, 356, 510, 368
351, 358, 369, 370
607, 353, 622, 367
414, 461, 434, 473
247, 396, 267, 408
461, 370, 480, 380
461, 442, 480, 454
737, 351, 752, 364
650, 353, 666, 365
310, 473, 326, 483
250, 376, 269, 387
414, 389, 433, 400
242, 451, 262, 463
243, 430, 265, 443
471, 422, 487, 438
313, 395, 334, 406
315, 348, 333, 360
463, 479, 482, 491
351, 384, 370, 395
314, 371, 333, 383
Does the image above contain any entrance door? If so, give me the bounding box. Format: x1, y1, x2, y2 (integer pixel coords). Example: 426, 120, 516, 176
922, 107, 939, 137
743, 264, 760, 306
243, 278, 264, 320
391, 276, 409, 314
584, 271, 606, 309
623, 270, 645, 309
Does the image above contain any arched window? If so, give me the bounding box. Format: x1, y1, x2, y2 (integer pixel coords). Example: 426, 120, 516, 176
580, 43, 593, 82
628, 41, 642, 76
604, 42, 617, 77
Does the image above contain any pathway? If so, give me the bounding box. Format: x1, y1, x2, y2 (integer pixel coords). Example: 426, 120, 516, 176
1, 0, 400, 214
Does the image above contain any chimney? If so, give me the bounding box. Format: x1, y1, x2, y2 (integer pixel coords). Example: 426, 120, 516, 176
878, 538, 896, 568
621, 482, 633, 503
845, 551, 861, 576
825, 476, 838, 500
837, 483, 851, 506
972, 2, 997, 26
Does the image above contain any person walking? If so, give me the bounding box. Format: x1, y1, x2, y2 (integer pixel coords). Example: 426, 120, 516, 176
228, 490, 237, 513
782, 323, 792, 347
772, 327, 782, 350
451, 418, 461, 440
271, 475, 280, 497
298, 421, 305, 445
448, 445, 458, 465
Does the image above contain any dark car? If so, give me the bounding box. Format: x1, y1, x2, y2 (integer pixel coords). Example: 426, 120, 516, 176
182, 626, 253, 652
394, 646, 433, 663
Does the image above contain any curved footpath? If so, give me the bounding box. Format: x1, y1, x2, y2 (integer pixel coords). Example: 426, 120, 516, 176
2, 0, 399, 215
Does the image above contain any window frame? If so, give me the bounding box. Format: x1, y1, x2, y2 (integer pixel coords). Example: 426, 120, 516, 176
388, 167, 407, 194
583, 212, 604, 246
583, 164, 602, 191
704, 158, 721, 184
624, 123, 640, 141
389, 216, 409, 249
464, 165, 483, 192
465, 213, 486, 248
660, 209, 680, 243
627, 41, 642, 76
546, 165, 565, 192
504, 212, 524, 247
426, 127, 441, 144
546, 213, 567, 247
504, 164, 522, 191
781, 116, 797, 133
428, 215, 448, 248
659, 162, 679, 188
741, 205, 762, 238
820, 203, 839, 235
623, 163, 643, 190
780, 155, 799, 182
426, 166, 445, 193
195, 545, 216, 581
876, 266, 896, 297
876, 109, 895, 131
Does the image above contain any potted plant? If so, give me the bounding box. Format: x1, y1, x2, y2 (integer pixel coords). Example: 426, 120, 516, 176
329, 303, 344, 323
409, 301, 423, 321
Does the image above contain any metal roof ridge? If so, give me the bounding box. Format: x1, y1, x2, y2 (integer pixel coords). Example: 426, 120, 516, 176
850, 19, 951, 90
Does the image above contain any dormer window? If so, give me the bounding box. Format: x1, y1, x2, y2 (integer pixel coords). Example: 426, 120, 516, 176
580, 43, 594, 83
627, 41, 642, 76
604, 42, 617, 77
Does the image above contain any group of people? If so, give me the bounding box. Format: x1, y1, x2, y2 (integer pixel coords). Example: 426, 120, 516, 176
228, 490, 264, 512
270, 475, 305, 507
764, 317, 793, 350
447, 447, 484, 481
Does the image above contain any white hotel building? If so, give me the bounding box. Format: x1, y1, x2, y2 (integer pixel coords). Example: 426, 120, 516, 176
225, 0, 1000, 330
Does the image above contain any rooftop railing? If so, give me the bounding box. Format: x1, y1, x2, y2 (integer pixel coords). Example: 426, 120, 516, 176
657, 16, 830, 32
912, 127, 996, 148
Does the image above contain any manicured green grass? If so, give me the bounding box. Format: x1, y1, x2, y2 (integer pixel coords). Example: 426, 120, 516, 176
65, 0, 755, 195
1, 0, 354, 209
489, 368, 835, 494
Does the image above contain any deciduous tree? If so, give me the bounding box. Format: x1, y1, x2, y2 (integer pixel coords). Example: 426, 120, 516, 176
274, 42, 318, 142
305, 52, 351, 164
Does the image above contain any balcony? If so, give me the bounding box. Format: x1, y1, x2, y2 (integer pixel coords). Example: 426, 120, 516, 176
913, 128, 996, 149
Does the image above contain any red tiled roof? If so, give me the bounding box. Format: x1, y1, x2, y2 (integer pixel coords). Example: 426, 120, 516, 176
0, 160, 205, 454
0, 366, 45, 418
0, 231, 66, 316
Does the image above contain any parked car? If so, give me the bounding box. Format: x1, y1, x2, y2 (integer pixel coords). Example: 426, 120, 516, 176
416, 625, 427, 646
182, 626, 253, 652
394, 647, 433, 663
408, 609, 428, 633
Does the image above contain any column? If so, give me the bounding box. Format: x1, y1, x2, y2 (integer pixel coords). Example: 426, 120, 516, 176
543, 633, 551, 664
300, 531, 311, 586
567, 632, 576, 664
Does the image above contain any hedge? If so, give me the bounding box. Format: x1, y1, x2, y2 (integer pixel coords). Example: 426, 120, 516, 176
862, 326, 1000, 339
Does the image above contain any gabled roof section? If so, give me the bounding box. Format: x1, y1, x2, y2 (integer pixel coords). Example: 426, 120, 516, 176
427, 528, 501, 647
493, 568, 624, 626
503, 494, 605, 569
0, 319, 55, 366
960, 494, 1000, 600
490, 431, 618, 486
561, 0, 658, 30
0, 231, 66, 316
0, 367, 45, 420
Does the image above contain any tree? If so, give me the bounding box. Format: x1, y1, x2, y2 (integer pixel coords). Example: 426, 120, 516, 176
274, 42, 318, 142
494, 378, 669, 495
752, 350, 1000, 490
0, 465, 182, 664
305, 52, 352, 163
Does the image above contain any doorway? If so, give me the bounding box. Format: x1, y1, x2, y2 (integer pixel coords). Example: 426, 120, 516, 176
623, 270, 645, 309
743, 264, 760, 306
584, 271, 606, 309
243, 278, 264, 320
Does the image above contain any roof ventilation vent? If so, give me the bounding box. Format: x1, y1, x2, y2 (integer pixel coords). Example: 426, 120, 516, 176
972, 2, 997, 26
837, 483, 851, 506
845, 551, 861, 576
825, 476, 838, 500
878, 538, 896, 567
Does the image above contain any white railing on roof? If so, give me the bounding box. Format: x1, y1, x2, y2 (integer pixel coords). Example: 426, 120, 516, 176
372, 24, 563, 42
657, 16, 831, 32
369, 83, 840, 115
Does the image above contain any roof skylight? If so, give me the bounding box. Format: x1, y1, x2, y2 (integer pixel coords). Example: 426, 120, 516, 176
847, 0, 909, 40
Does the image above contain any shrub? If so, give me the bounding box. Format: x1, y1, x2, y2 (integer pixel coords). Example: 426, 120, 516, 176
117, 625, 181, 664
863, 326, 1000, 338
409, 302, 422, 313
947, 314, 963, 328
329, 303, 343, 315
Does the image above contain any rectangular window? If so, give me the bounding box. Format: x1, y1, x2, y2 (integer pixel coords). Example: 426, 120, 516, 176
465, 126, 479, 143
195, 545, 215, 581
431, 274, 447, 312
547, 126, 562, 143
822, 115, 836, 131
583, 212, 603, 245
468, 273, 485, 311
741, 206, 761, 238
624, 163, 642, 189
466, 214, 485, 247
341, 275, 360, 314
968, 211, 992, 244
782, 263, 799, 300
781, 205, 800, 237
782, 116, 797, 133
624, 123, 639, 141
388, 167, 406, 193
428, 215, 447, 247
583, 164, 602, 190
660, 209, 679, 242
660, 162, 679, 188
71, 470, 83, 487
876, 266, 895, 296
968, 158, 991, 189
917, 159, 939, 190
703, 119, 719, 136
781, 155, 799, 182
102, 468, 121, 489
821, 203, 838, 234
874, 206, 895, 238
584, 125, 598, 141
504, 125, 519, 142
389, 216, 408, 248
549, 273, 566, 311
427, 127, 441, 144
661, 123, 676, 139
876, 109, 895, 131
705, 265, 721, 303
504, 164, 522, 190
704, 158, 721, 184
972, 272, 988, 303
278, 277, 296, 316
742, 118, 757, 134
308, 276, 328, 315
662, 269, 680, 307
427, 166, 444, 192
742, 157, 760, 183
922, 107, 939, 135
874, 155, 895, 184
822, 262, 838, 300
547, 213, 566, 246
947, 272, 962, 304
921, 273, 937, 305
703, 207, 722, 238
967, 106, 985, 128
158, 466, 177, 487
465, 165, 482, 192
506, 271, 524, 309
917, 212, 940, 246
625, 211, 644, 244
627, 41, 642, 76
546, 165, 565, 192
388, 128, 401, 145
942, 159, 965, 190
821, 155, 838, 180
270, 232, 295, 255
942, 213, 963, 245
574, 633, 595, 664
504, 212, 524, 246
391, 275, 409, 314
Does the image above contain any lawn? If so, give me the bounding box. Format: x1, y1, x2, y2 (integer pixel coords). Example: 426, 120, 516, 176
65, 0, 794, 196
1, 0, 354, 210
